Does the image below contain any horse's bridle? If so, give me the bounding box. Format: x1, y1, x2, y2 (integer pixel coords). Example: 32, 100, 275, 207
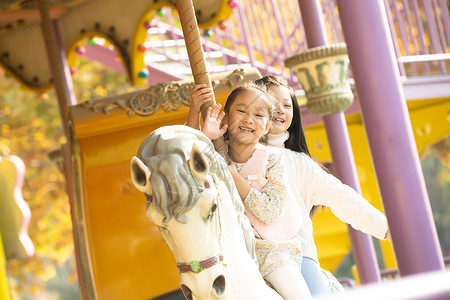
177, 254, 224, 274
176, 175, 225, 274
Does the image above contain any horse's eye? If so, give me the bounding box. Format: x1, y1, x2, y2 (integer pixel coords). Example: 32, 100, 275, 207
207, 203, 217, 219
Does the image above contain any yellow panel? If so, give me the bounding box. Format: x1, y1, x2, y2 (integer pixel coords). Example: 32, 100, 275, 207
408, 97, 450, 153
0, 232, 11, 300
0, 158, 32, 260
312, 208, 351, 270
81, 119, 186, 299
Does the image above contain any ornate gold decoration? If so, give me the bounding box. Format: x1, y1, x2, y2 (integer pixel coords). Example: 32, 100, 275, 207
213, 68, 246, 88
285, 43, 354, 116
81, 68, 248, 117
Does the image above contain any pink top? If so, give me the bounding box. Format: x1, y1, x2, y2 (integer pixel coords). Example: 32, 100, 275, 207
236, 144, 302, 241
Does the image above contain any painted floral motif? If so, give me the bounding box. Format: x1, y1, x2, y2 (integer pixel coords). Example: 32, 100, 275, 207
235, 153, 286, 224
255, 239, 303, 277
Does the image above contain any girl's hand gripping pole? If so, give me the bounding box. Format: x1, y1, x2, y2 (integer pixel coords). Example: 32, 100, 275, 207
176, 0, 228, 161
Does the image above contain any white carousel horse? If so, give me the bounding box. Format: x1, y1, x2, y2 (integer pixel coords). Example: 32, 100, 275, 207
130, 125, 283, 300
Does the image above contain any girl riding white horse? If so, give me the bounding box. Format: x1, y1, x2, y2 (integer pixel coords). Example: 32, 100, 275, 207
131, 125, 283, 300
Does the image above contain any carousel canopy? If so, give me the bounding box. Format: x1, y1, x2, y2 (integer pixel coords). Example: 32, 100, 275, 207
0, 0, 231, 90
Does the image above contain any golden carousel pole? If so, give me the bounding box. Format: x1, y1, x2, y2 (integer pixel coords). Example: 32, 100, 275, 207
175, 0, 228, 160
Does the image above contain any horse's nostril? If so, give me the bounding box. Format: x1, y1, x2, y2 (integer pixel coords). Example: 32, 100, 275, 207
213, 275, 226, 295
180, 284, 193, 300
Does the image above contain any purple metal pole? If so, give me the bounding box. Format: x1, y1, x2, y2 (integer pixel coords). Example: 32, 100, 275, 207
235, 3, 256, 66
323, 113, 382, 283
298, 0, 328, 46
52, 22, 77, 108
297, 0, 382, 284
38, 0, 77, 137
336, 0, 445, 276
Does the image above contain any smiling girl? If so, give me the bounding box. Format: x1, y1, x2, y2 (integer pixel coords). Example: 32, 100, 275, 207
255, 75, 389, 295
199, 83, 313, 300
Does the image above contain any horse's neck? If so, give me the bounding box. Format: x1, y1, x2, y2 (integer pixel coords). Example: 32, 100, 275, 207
219, 193, 258, 272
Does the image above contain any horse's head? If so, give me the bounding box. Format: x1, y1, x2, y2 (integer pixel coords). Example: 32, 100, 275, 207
131, 125, 250, 299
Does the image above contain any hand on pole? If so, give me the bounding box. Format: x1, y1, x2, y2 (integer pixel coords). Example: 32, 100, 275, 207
191, 84, 214, 114
186, 84, 215, 129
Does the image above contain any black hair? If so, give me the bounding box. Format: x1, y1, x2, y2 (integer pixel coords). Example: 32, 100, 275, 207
254, 75, 311, 157
223, 82, 273, 117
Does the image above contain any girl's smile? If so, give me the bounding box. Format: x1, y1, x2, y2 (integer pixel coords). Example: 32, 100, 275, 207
272, 117, 285, 124
269, 86, 293, 135
239, 126, 255, 134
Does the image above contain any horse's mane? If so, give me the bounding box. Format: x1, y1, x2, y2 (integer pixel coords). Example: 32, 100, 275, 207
137, 125, 244, 223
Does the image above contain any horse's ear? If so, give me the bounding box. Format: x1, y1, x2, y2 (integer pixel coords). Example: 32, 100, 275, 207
189, 143, 208, 184
130, 156, 152, 194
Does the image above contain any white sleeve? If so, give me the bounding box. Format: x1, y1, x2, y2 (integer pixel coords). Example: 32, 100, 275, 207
288, 151, 388, 240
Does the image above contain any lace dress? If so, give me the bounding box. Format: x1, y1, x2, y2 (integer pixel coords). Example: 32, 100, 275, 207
234, 149, 303, 277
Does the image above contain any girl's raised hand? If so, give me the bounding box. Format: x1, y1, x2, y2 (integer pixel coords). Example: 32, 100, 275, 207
191, 84, 214, 114
201, 104, 228, 140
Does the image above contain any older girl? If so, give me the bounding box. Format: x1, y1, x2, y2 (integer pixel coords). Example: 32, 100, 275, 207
255, 75, 389, 295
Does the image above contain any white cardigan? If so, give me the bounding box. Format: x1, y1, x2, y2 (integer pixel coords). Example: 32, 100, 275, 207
267, 132, 388, 262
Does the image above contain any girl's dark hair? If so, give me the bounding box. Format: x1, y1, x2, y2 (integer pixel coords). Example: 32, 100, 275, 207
255, 75, 311, 157
224, 82, 273, 117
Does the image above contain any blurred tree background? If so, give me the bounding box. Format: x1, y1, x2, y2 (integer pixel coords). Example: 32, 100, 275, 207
421, 137, 450, 257
0, 55, 133, 299
0, 53, 449, 299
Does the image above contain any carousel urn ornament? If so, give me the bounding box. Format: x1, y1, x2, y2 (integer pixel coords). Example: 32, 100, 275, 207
285, 43, 354, 116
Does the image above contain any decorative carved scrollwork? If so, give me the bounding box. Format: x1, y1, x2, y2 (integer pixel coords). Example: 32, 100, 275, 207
81, 69, 248, 117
